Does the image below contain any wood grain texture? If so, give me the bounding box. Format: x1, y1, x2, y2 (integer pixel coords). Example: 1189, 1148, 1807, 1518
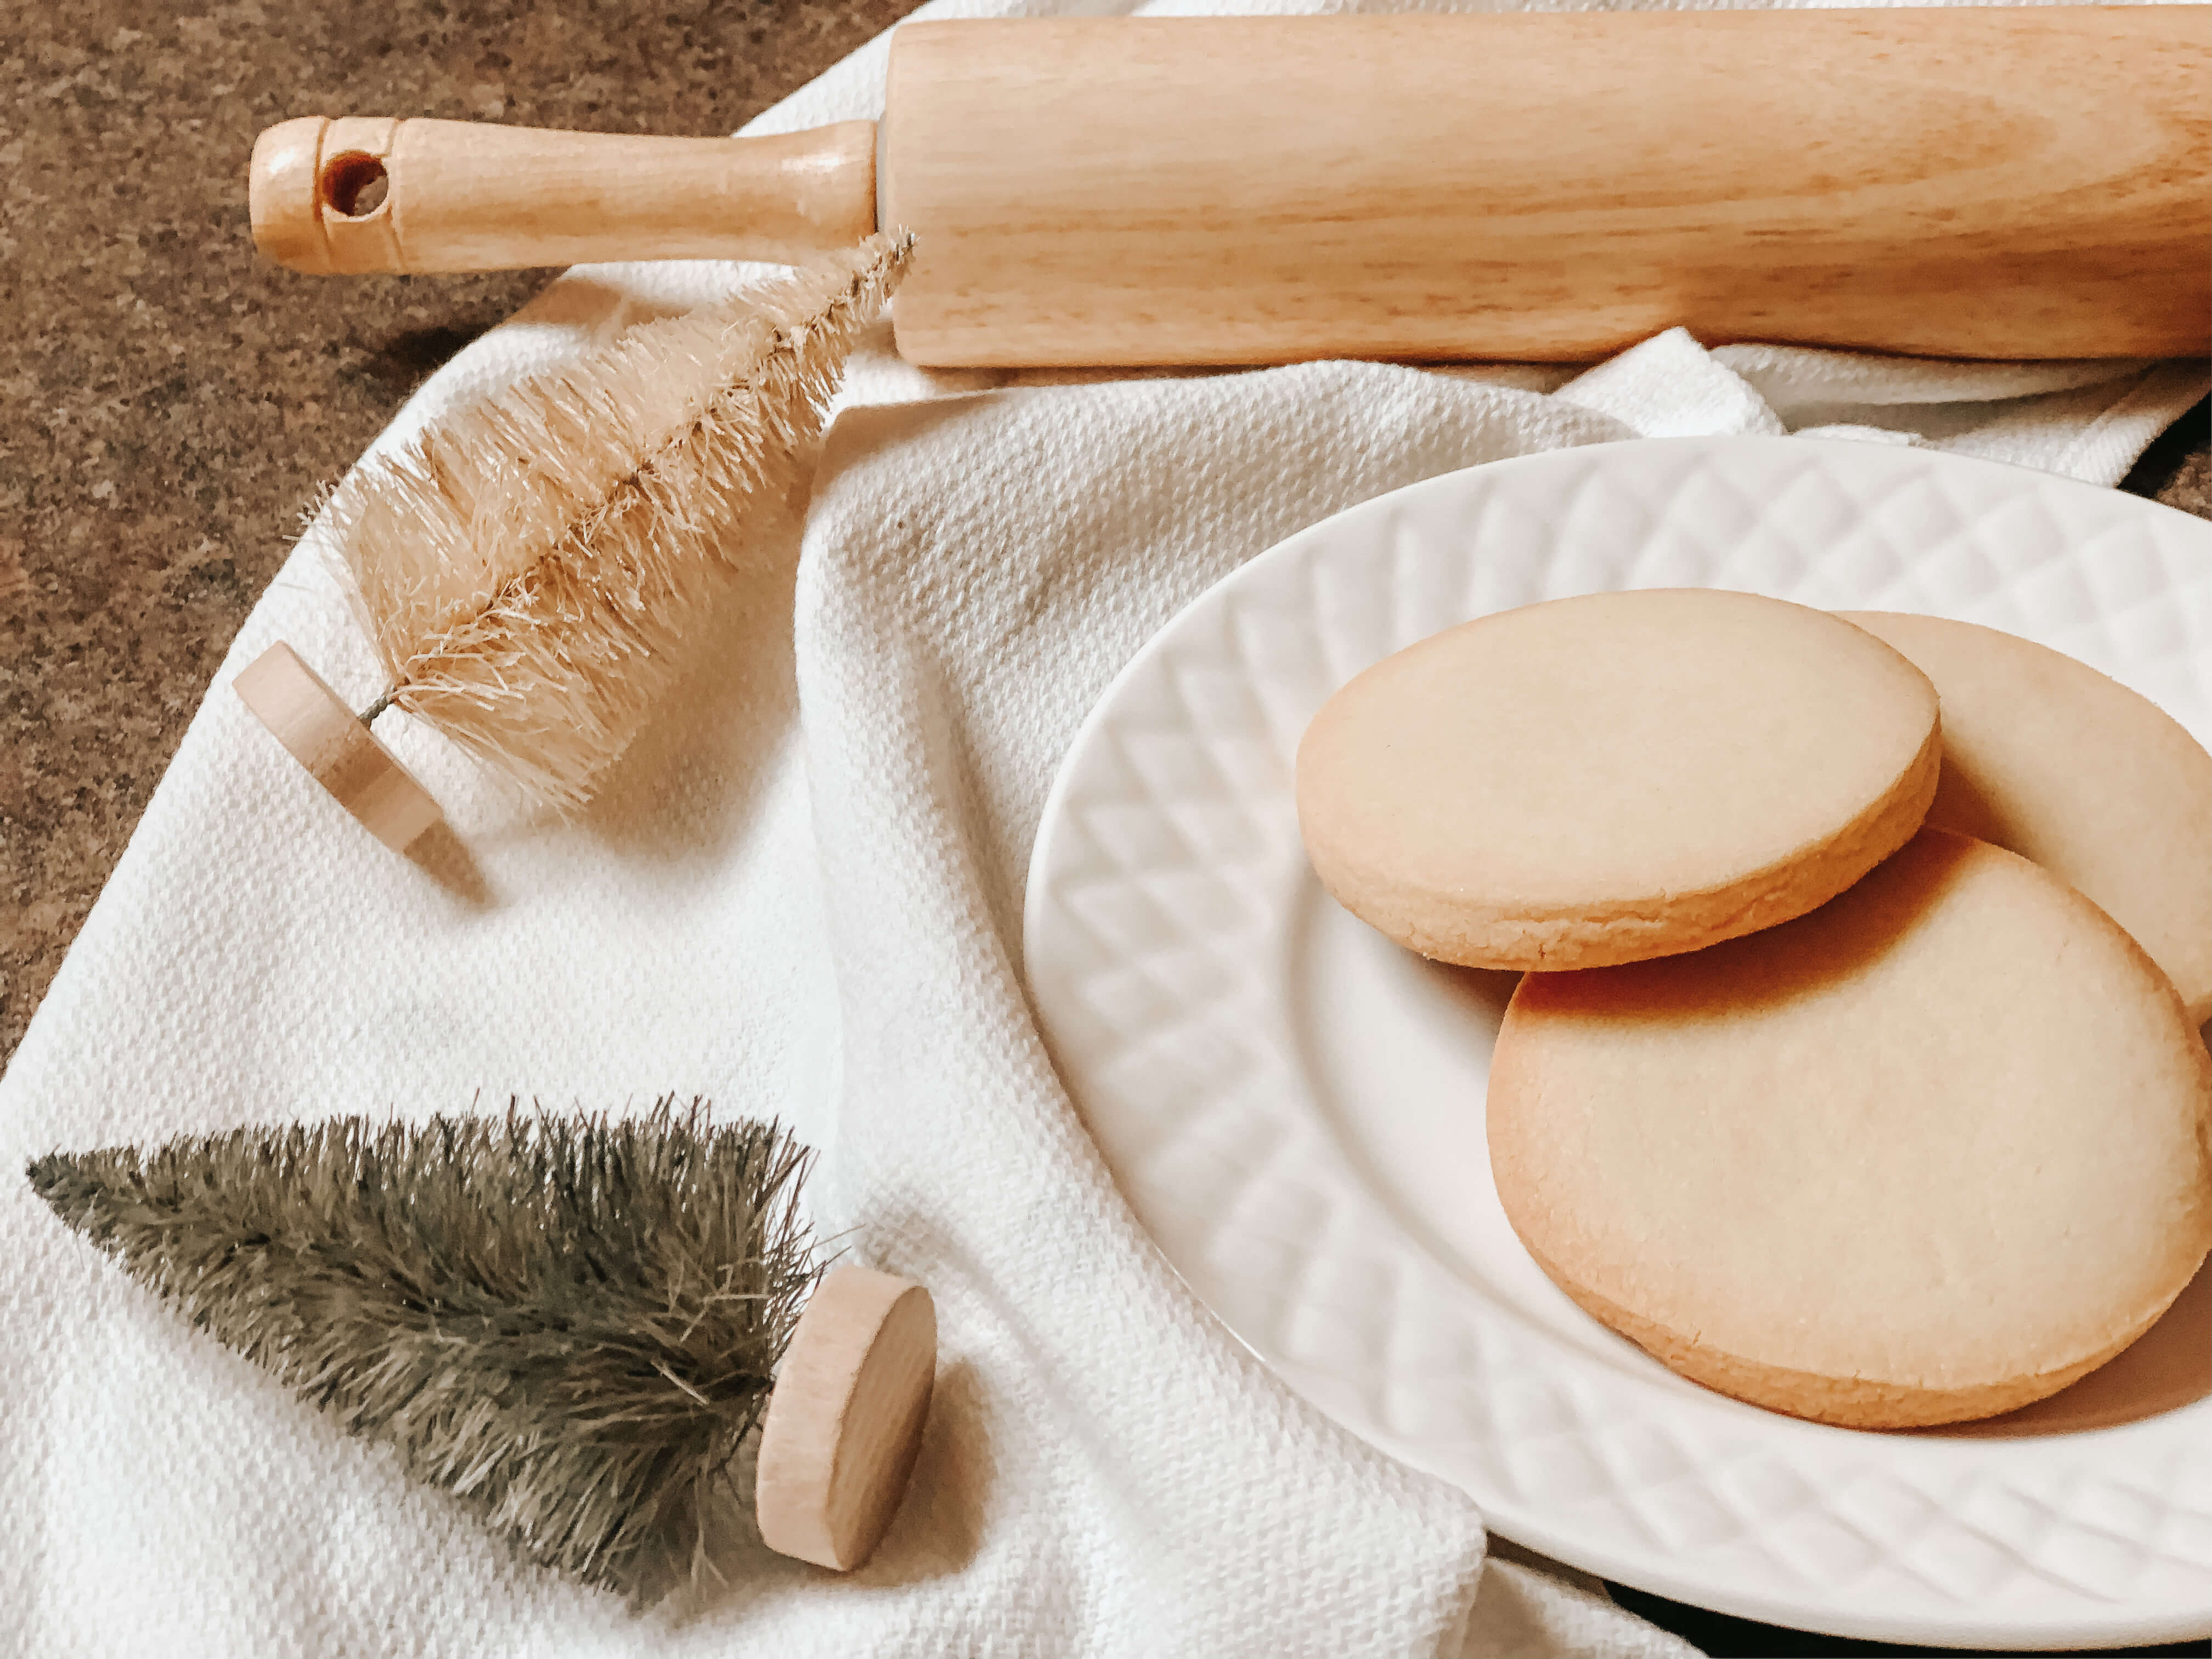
754, 1265, 936, 1572
882, 9, 2212, 365
232, 642, 443, 852
250, 115, 877, 273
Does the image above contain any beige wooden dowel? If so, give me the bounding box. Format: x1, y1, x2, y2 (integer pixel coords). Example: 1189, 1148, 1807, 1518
249, 116, 877, 274
755, 1265, 936, 1572
233, 644, 442, 853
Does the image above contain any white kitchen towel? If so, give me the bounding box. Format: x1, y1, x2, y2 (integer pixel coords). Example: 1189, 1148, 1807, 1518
3, 1, 2205, 1656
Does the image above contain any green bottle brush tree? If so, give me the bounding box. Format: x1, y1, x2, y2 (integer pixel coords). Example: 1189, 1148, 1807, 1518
26, 1098, 937, 1599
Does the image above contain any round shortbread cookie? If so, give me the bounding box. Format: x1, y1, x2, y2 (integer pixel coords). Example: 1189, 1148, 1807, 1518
1840, 611, 2212, 1026
1488, 830, 2212, 1429
1296, 590, 1941, 970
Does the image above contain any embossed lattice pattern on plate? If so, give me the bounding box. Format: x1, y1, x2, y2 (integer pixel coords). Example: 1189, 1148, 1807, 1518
1024, 438, 2212, 1650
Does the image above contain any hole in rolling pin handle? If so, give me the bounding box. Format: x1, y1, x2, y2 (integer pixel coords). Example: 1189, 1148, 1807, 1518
320, 152, 389, 218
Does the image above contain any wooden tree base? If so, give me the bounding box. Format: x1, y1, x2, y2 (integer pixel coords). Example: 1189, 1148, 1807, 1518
755, 1264, 938, 1571
233, 642, 443, 853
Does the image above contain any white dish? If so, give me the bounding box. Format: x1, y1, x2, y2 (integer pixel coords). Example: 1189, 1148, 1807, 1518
1022, 436, 2212, 1650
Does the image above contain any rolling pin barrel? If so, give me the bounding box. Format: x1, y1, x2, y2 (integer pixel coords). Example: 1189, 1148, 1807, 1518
249, 9, 2211, 363
249, 116, 878, 274
879, 9, 2210, 364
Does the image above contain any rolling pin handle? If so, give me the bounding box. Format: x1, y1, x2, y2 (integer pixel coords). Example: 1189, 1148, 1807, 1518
250, 117, 405, 275
248, 117, 879, 274
248, 116, 338, 274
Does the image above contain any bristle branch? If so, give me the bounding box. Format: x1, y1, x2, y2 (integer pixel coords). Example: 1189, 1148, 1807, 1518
27, 1098, 821, 1600
328, 232, 914, 811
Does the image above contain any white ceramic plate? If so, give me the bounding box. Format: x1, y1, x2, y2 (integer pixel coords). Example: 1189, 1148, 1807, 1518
1022, 437, 2212, 1650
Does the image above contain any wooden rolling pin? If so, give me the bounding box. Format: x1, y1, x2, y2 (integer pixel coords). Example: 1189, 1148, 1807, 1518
250, 9, 2210, 365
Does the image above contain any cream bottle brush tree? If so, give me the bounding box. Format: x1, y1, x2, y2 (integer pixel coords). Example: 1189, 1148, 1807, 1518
236, 232, 912, 850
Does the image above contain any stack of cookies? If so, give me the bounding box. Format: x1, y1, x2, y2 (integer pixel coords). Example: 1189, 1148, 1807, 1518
1296, 589, 2212, 1429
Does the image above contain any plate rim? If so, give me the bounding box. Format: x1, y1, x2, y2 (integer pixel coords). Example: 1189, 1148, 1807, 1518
1022, 434, 2212, 1650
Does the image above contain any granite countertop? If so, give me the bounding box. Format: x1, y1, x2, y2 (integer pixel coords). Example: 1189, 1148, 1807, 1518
1, 5, 2206, 1656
